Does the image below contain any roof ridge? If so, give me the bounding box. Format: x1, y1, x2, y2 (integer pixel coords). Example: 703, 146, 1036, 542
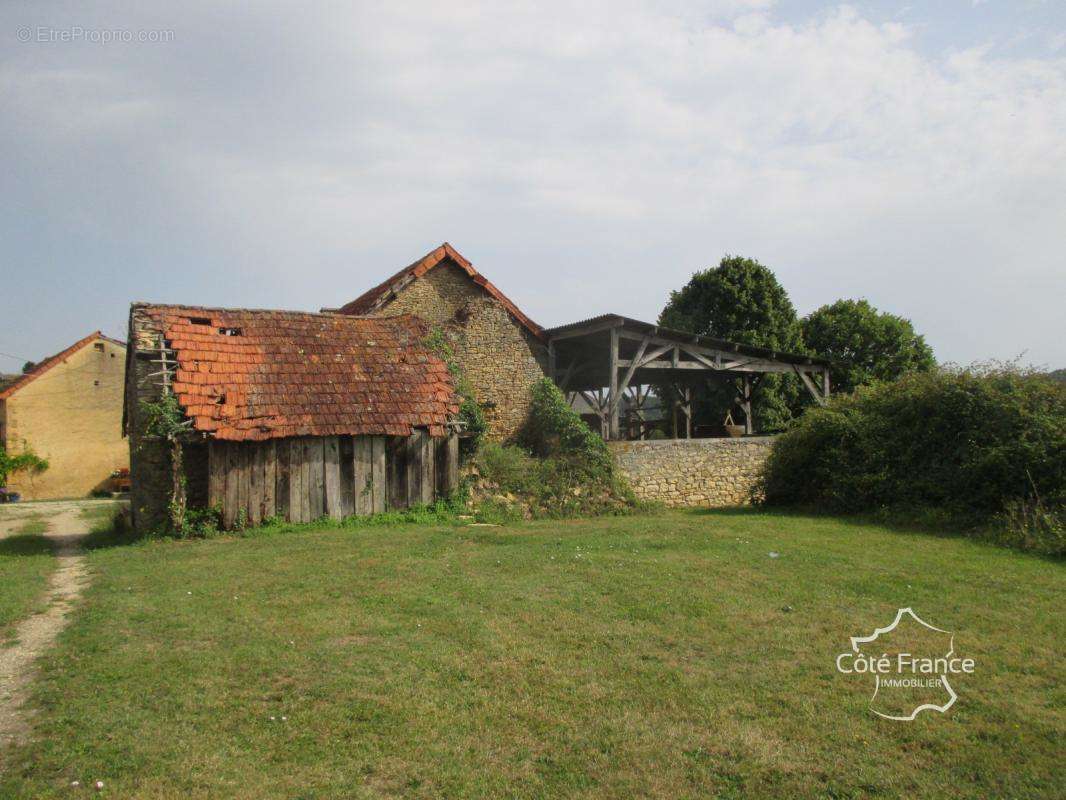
336, 243, 544, 340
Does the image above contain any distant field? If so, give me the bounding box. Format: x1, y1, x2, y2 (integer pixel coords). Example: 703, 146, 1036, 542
1, 510, 1062, 798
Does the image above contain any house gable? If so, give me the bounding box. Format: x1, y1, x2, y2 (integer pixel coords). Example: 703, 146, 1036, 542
337, 244, 549, 442
337, 243, 543, 340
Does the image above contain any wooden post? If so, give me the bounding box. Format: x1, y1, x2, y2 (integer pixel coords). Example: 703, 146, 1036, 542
608, 326, 620, 440
822, 369, 831, 399
742, 374, 754, 435
682, 386, 692, 439
547, 340, 556, 383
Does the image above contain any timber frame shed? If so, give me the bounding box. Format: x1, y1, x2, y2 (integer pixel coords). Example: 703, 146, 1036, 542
545, 314, 831, 440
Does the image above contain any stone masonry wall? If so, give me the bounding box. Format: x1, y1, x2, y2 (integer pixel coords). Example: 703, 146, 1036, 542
367, 263, 549, 442
126, 306, 174, 533
607, 437, 774, 507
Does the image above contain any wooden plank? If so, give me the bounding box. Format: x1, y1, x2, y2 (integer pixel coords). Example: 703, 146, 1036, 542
405, 432, 422, 508
262, 440, 277, 520
275, 439, 290, 521
248, 443, 263, 527
208, 441, 225, 510
353, 437, 372, 516
323, 436, 342, 520
289, 438, 306, 523
307, 438, 325, 520
238, 444, 253, 525
339, 436, 355, 518
436, 433, 459, 497
370, 436, 386, 514
223, 442, 239, 529
386, 436, 408, 510
420, 431, 434, 506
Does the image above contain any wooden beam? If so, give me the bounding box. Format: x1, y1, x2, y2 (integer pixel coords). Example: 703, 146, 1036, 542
610, 336, 650, 415
794, 365, 827, 406
547, 318, 624, 341
608, 326, 620, 439
558, 359, 582, 392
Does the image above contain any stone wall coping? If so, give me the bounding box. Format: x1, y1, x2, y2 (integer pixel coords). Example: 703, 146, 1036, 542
607, 436, 775, 449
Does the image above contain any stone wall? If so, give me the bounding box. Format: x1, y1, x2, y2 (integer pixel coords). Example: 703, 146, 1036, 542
3, 336, 128, 499
607, 437, 774, 507
367, 262, 549, 442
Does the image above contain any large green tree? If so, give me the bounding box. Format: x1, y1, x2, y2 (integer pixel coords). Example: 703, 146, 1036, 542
802, 299, 935, 394
658, 255, 805, 431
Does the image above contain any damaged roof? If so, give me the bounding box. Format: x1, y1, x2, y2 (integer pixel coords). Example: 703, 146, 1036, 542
336, 243, 544, 340
134, 304, 459, 441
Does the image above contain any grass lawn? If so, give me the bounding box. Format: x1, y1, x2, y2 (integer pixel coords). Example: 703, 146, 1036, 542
0, 531, 55, 642
0, 509, 1062, 798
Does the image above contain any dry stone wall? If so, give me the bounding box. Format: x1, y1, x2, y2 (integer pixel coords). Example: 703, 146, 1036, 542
608, 437, 773, 507
366, 262, 549, 442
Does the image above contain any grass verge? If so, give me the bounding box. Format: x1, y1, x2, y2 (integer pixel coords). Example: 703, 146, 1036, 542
0, 533, 55, 642
0, 509, 1062, 798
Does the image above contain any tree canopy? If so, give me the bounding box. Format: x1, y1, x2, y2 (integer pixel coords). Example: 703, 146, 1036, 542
658, 255, 805, 431
801, 299, 935, 394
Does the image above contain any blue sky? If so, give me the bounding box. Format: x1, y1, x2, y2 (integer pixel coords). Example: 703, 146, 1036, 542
1, 1, 1064, 371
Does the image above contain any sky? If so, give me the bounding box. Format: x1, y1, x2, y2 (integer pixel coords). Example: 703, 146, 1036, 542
1, 1, 1064, 371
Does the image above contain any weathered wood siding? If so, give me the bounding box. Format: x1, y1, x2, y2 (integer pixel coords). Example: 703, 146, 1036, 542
208, 431, 458, 529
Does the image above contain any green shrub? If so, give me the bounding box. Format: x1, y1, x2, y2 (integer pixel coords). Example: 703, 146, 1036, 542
761, 365, 1066, 554
466, 379, 635, 519
521, 378, 613, 479
476, 442, 537, 494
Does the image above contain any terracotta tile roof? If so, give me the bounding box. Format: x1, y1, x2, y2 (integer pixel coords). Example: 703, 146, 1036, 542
137, 304, 459, 442
0, 331, 124, 401
337, 243, 544, 340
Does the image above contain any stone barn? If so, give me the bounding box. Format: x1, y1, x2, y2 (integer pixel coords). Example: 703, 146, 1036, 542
125, 304, 460, 532
333, 243, 549, 441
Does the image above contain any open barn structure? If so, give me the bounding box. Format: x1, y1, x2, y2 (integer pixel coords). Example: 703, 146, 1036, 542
546, 315, 832, 440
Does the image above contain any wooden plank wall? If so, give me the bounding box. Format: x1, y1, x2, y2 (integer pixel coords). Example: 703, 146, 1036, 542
208, 431, 458, 529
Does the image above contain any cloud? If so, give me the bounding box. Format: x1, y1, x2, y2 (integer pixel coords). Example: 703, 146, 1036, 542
0, 1, 1064, 367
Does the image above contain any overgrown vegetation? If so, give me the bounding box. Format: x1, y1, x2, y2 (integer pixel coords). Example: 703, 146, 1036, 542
761, 364, 1066, 554
139, 393, 193, 535
425, 327, 486, 456
470, 379, 636, 519
0, 443, 49, 488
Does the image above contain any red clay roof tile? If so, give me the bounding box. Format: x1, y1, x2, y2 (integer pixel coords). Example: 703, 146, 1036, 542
136, 304, 460, 442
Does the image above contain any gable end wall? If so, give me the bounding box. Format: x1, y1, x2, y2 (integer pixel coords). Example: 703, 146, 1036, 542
365, 263, 548, 441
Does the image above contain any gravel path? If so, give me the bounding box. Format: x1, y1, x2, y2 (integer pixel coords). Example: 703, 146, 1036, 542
0, 506, 93, 747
